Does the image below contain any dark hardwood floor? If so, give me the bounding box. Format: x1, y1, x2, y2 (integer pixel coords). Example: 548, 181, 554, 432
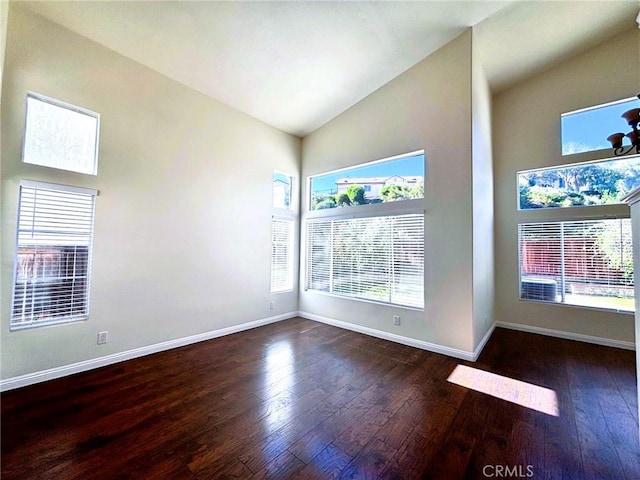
2, 317, 639, 479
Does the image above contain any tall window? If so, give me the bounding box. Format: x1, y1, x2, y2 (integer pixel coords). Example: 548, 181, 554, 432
518, 219, 633, 312
305, 151, 425, 309
23, 92, 100, 175
11, 181, 97, 329
271, 171, 295, 294
271, 218, 294, 293
517, 97, 635, 312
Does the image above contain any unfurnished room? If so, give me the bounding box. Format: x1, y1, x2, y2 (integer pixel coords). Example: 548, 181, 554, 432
1, 1, 640, 479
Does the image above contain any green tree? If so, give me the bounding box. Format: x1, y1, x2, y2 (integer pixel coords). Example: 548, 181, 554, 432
381, 184, 411, 202
409, 181, 424, 199
315, 197, 337, 210
594, 220, 634, 283
346, 185, 366, 205
335, 193, 352, 207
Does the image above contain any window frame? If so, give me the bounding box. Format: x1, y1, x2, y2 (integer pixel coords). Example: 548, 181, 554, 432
517, 154, 640, 211
561, 96, 638, 157
516, 97, 635, 313
22, 91, 100, 175
10, 180, 98, 330
307, 150, 425, 212
272, 170, 293, 210
270, 170, 296, 295
517, 218, 634, 314
304, 193, 425, 310
270, 216, 295, 293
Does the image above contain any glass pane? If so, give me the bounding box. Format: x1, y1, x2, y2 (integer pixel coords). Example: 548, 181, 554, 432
561, 97, 638, 155
11, 184, 95, 327
519, 219, 634, 312
270, 219, 293, 292
23, 94, 99, 175
305, 213, 424, 309
518, 155, 640, 210
309, 152, 424, 211
273, 172, 292, 209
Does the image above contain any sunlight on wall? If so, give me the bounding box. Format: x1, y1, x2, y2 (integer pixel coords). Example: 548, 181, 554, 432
447, 364, 559, 417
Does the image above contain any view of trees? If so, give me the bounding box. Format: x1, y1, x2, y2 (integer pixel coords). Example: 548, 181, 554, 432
594, 220, 634, 283
306, 214, 424, 308
519, 158, 640, 209
311, 181, 424, 210
519, 219, 634, 311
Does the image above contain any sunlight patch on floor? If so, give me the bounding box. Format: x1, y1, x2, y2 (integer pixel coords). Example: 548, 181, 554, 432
447, 364, 559, 417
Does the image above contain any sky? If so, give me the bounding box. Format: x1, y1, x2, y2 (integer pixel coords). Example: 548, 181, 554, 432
562, 96, 638, 155
311, 153, 425, 194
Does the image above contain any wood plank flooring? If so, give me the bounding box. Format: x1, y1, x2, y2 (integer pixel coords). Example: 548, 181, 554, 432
2, 317, 639, 479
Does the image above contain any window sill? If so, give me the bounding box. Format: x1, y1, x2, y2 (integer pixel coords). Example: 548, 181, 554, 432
10, 315, 88, 331
519, 298, 634, 315
304, 288, 424, 312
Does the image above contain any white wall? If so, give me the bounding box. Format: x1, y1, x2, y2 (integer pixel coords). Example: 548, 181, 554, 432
493, 27, 639, 344
624, 189, 640, 428
300, 30, 480, 355
0, 1, 7, 92
1, 6, 300, 381
0, 0, 8, 320
471, 32, 495, 348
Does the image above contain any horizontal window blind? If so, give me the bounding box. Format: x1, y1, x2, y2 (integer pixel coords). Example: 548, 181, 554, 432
11, 182, 96, 327
518, 219, 634, 312
306, 213, 424, 308
271, 218, 294, 293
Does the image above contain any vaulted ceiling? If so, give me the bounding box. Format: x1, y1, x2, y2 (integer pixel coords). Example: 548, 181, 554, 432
16, 1, 640, 137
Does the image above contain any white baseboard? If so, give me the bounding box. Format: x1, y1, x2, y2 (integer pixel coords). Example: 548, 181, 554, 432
475, 322, 496, 360
298, 311, 491, 361
496, 321, 635, 351
0, 312, 298, 392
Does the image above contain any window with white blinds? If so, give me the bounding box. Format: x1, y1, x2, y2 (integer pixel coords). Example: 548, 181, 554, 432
306, 213, 424, 308
518, 219, 634, 312
271, 218, 294, 293
11, 181, 97, 329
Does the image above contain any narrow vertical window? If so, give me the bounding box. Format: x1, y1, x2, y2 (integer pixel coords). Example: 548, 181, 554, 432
271, 218, 294, 293
11, 181, 97, 329
273, 172, 292, 209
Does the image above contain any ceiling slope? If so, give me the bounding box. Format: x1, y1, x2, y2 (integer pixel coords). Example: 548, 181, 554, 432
14, 1, 640, 137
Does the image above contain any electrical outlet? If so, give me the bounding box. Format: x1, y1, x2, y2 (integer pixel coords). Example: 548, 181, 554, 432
269, 301, 275, 310
393, 315, 401, 326
97, 331, 108, 345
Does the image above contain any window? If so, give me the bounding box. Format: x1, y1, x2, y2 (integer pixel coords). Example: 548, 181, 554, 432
273, 172, 292, 209
518, 99, 635, 313
518, 219, 633, 312
11, 181, 97, 329
518, 154, 640, 210
271, 170, 295, 293
306, 213, 424, 308
271, 218, 294, 293
23, 92, 100, 175
309, 151, 424, 210
561, 97, 638, 156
